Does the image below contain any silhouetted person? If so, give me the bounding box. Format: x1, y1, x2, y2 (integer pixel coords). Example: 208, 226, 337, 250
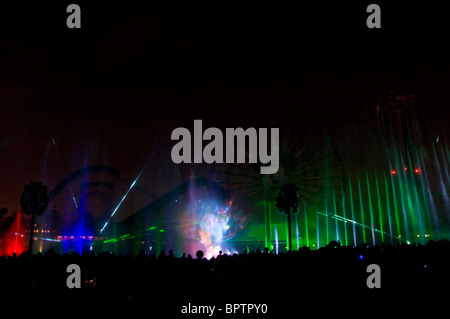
158, 249, 166, 260
327, 240, 341, 249
196, 250, 204, 259
137, 249, 147, 260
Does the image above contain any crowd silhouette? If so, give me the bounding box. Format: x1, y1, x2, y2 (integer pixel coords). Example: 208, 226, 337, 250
1, 240, 448, 310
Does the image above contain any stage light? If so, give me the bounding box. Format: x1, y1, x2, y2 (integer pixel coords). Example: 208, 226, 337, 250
414, 168, 420, 174
391, 170, 397, 175
404, 167, 407, 171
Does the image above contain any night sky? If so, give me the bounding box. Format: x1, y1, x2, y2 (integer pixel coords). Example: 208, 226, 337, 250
1, 1, 450, 215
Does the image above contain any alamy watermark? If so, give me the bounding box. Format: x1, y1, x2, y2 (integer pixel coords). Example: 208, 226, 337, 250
171, 120, 279, 174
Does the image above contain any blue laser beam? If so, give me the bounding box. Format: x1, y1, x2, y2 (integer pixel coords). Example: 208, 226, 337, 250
97, 132, 169, 234
99, 169, 144, 233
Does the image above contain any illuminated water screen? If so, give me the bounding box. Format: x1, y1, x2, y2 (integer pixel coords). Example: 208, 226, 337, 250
180, 199, 237, 258
228, 151, 449, 252
0, 210, 26, 256
2, 122, 449, 257
97, 178, 244, 258
211, 127, 450, 252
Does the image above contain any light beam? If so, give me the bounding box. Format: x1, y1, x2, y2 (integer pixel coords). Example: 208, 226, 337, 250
99, 168, 146, 233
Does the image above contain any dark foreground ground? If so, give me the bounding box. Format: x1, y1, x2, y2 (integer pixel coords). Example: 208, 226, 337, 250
1, 240, 448, 317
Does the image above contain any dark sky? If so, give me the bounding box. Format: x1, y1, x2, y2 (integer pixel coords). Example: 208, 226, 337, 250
1, 1, 450, 214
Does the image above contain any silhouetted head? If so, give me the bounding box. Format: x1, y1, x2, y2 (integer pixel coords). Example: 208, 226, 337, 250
196, 250, 204, 259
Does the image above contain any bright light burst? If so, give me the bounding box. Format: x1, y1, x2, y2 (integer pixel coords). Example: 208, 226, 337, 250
181, 200, 237, 258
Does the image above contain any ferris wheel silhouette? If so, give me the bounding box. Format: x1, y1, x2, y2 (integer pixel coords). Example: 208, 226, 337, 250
214, 126, 346, 210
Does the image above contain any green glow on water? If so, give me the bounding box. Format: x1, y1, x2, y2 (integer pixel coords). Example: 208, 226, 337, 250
394, 153, 410, 240
316, 211, 320, 249
99, 141, 450, 254
389, 166, 401, 238
304, 204, 309, 247
332, 188, 339, 242
268, 201, 272, 249
348, 178, 356, 246
383, 172, 393, 243
325, 199, 329, 245
357, 174, 366, 243
341, 183, 348, 246
365, 171, 375, 245
285, 214, 289, 251
264, 199, 268, 249
374, 172, 384, 243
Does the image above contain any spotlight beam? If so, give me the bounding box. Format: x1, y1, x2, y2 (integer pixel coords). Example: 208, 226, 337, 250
314, 208, 402, 241
99, 166, 146, 234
